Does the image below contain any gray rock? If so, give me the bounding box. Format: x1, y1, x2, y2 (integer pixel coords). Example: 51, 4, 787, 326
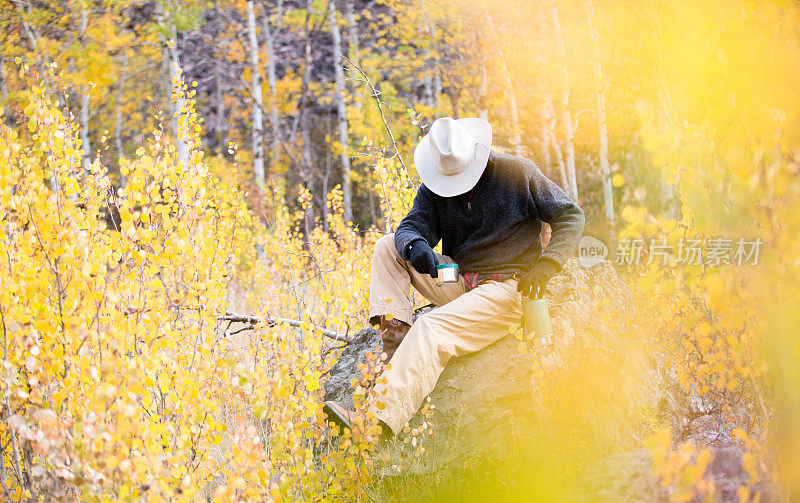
572, 449, 667, 503
323, 324, 382, 410
322, 260, 606, 470
323, 261, 778, 501
322, 304, 535, 447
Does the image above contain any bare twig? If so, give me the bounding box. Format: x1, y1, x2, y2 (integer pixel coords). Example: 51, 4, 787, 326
219, 311, 352, 344
219, 312, 260, 324
342, 55, 408, 173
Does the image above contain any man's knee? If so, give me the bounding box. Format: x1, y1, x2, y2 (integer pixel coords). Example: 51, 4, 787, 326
411, 312, 450, 344
416, 308, 456, 328
412, 314, 455, 363
401, 314, 453, 363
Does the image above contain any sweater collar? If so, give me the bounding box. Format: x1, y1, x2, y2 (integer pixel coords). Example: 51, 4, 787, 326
459, 151, 494, 199
474, 152, 495, 188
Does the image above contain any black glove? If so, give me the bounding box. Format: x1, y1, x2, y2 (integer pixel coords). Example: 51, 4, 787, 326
517, 258, 559, 299
407, 240, 439, 278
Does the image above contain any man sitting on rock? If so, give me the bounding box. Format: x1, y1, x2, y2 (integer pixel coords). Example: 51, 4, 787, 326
323, 117, 585, 439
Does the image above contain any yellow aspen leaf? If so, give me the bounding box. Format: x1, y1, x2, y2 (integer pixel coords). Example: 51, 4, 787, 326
737, 486, 750, 503
742, 452, 759, 484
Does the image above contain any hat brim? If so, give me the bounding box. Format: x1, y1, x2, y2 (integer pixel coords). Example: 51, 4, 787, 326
414, 118, 493, 197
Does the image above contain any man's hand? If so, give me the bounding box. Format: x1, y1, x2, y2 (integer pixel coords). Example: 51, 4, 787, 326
408, 240, 439, 278
517, 258, 559, 299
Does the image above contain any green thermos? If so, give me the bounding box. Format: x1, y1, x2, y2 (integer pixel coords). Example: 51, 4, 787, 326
521, 297, 554, 346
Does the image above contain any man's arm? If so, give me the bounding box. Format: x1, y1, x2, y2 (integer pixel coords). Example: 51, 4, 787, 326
394, 184, 441, 261
517, 162, 584, 298
527, 163, 585, 270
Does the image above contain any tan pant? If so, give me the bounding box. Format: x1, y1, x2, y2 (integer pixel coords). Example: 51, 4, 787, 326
367, 234, 523, 434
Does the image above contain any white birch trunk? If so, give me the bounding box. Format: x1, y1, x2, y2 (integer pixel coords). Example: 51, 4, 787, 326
167, 43, 189, 167
329, 1, 353, 222
0, 58, 8, 103
422, 17, 440, 110
587, 0, 614, 227
478, 62, 488, 122
541, 101, 552, 173
488, 15, 522, 155
423, 72, 435, 109
550, 0, 578, 200
550, 130, 569, 191
546, 97, 569, 190
262, 0, 283, 172
246, 0, 265, 188
214, 59, 226, 153
498, 47, 522, 155
487, 13, 522, 155
79, 95, 92, 170
301, 0, 315, 235
78, 9, 92, 171
158, 2, 189, 167
433, 65, 442, 109
302, 128, 315, 236
343, 0, 362, 110
535, 8, 550, 175
343, 0, 360, 63
114, 53, 128, 186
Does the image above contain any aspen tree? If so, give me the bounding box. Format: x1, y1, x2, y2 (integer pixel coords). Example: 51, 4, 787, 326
262, 0, 284, 173
497, 45, 522, 156
76, 6, 92, 171
550, 0, 577, 200
0, 57, 7, 103
343, 0, 361, 108
246, 0, 265, 188
586, 0, 614, 227
478, 63, 488, 122
113, 52, 128, 185
300, 0, 317, 236
213, 55, 226, 153
329, 0, 353, 222
157, 1, 189, 167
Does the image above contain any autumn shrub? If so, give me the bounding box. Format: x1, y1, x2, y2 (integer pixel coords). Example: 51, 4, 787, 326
4, 4, 799, 496
0, 65, 393, 502
611, 3, 800, 498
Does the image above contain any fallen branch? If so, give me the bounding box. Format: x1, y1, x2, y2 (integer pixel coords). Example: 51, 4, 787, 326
219, 312, 260, 324
219, 311, 352, 344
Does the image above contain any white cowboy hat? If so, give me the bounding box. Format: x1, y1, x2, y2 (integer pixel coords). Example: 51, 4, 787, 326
413, 117, 493, 197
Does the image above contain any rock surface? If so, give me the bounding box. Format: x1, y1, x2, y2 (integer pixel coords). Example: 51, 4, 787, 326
571, 449, 666, 502
323, 307, 534, 424
323, 323, 383, 411
324, 316, 536, 475
323, 261, 777, 500
323, 260, 608, 469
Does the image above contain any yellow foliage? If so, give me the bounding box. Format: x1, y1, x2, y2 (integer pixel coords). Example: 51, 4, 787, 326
620, 0, 800, 497
2, 0, 799, 499
0, 65, 388, 501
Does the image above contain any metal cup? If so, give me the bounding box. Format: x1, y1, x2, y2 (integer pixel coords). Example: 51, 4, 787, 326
522, 297, 554, 346
435, 263, 459, 286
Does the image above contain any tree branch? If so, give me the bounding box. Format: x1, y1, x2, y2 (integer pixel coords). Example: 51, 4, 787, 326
219, 311, 352, 343
342, 55, 408, 173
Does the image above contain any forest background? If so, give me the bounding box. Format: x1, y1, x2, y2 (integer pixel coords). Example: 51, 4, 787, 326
1, 0, 799, 501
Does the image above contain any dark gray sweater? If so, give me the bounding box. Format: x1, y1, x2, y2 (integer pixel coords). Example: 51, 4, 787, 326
394, 151, 585, 274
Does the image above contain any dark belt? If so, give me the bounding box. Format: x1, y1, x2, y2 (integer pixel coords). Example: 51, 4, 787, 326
461, 272, 516, 292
